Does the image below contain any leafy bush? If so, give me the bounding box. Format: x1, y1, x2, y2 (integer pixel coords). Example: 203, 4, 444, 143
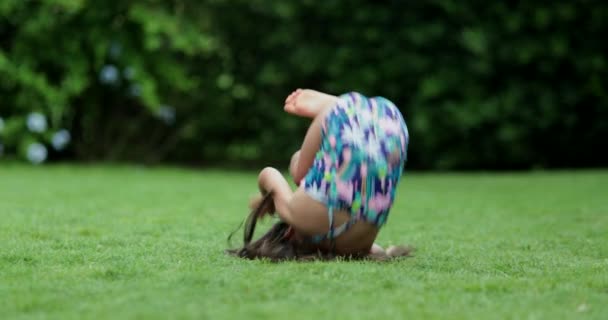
1, 1, 606, 169
0, 0, 215, 163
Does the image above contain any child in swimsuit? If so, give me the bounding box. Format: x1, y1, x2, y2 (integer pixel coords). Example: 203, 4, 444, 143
251, 89, 409, 256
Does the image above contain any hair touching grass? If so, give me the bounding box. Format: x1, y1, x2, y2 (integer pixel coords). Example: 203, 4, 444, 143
226, 192, 413, 262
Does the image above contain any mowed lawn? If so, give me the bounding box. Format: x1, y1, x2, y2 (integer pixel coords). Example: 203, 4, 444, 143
0, 165, 606, 319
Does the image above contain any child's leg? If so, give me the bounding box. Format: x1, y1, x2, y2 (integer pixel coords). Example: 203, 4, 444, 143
257, 166, 382, 255
288, 90, 342, 184
258, 91, 339, 232
257, 167, 293, 219
257, 167, 332, 235
252, 89, 337, 220
256, 166, 327, 234
289, 150, 300, 182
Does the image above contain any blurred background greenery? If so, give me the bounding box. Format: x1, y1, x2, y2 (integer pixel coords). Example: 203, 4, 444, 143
0, 0, 606, 170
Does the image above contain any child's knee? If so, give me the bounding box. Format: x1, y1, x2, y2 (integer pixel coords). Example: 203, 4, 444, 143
259, 166, 277, 177
258, 166, 280, 183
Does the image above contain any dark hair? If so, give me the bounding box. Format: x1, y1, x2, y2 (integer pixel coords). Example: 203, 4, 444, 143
226, 221, 332, 261
226, 192, 413, 262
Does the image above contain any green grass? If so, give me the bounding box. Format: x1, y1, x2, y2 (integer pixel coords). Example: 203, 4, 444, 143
1, 165, 607, 319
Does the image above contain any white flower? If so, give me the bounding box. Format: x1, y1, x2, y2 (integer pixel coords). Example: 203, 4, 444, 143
99, 64, 119, 84
51, 129, 71, 151
26, 112, 47, 133
0, 117, 4, 133
26, 143, 47, 164
157, 105, 176, 124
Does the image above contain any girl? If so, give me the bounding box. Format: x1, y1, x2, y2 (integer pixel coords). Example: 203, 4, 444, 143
250, 89, 409, 256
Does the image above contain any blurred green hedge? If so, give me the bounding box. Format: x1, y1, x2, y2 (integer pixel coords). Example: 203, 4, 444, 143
1, 0, 607, 169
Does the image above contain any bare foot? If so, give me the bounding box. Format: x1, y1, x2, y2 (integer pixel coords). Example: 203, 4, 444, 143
386, 245, 413, 258
367, 243, 389, 260
284, 89, 340, 118
370, 243, 385, 255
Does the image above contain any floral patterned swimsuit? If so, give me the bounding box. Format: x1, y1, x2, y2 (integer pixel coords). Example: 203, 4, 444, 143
300, 91, 410, 243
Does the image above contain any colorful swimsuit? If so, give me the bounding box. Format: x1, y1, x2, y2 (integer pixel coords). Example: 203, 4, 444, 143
300, 91, 410, 243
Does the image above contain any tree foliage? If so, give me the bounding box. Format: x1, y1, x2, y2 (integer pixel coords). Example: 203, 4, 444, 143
1, 0, 606, 169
